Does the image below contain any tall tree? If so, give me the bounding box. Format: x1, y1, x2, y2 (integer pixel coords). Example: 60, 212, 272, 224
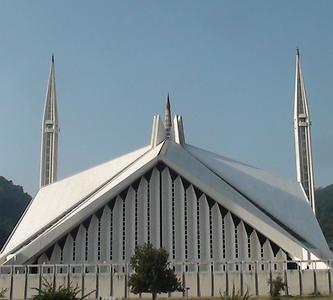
128, 243, 183, 300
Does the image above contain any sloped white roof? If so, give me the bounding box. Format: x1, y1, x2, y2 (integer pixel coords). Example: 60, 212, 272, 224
155, 141, 331, 260
28, 141, 164, 255
184, 144, 330, 255
1, 145, 152, 256
1, 139, 332, 264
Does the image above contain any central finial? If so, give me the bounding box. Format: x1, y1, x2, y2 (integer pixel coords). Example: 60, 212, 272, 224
164, 93, 172, 137
296, 47, 300, 57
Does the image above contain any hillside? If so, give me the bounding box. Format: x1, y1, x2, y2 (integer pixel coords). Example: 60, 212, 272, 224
0, 176, 31, 249
316, 184, 333, 247
0, 176, 332, 251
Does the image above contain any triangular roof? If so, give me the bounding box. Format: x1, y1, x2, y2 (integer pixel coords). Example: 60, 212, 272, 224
1, 139, 331, 264
1, 144, 154, 257
184, 144, 330, 255
161, 141, 331, 259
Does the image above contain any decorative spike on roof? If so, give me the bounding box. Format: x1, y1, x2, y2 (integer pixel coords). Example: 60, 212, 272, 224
151, 97, 185, 147
164, 94, 172, 137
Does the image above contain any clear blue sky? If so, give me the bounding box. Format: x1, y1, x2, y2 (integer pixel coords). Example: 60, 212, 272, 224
0, 1, 332, 196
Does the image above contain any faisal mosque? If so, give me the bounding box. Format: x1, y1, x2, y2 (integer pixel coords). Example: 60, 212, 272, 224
0, 50, 331, 268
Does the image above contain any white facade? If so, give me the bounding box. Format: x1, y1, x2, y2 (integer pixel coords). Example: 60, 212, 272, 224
0, 108, 331, 267
33, 166, 288, 266
0, 54, 331, 268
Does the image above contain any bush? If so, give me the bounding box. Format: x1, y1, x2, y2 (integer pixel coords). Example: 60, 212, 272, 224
268, 276, 287, 300
219, 284, 250, 300
0, 288, 7, 299
32, 278, 95, 300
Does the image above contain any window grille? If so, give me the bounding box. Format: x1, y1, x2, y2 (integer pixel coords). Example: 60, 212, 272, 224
97, 218, 101, 261
235, 226, 239, 259
247, 236, 251, 259
222, 217, 226, 259
85, 230, 88, 261
184, 188, 188, 260
122, 198, 126, 260
209, 207, 213, 259
147, 181, 151, 244
197, 197, 201, 259
110, 211, 113, 260
135, 190, 138, 247
172, 180, 176, 260
72, 239, 76, 261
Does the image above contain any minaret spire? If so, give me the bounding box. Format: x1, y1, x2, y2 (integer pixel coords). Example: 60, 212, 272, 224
39, 55, 59, 188
164, 93, 172, 137
294, 49, 315, 213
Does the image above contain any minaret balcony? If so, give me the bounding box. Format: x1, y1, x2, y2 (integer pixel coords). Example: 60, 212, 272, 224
298, 121, 309, 127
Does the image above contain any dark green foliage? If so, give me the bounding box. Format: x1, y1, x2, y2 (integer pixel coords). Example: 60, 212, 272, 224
316, 184, 333, 245
32, 278, 94, 300
128, 243, 183, 300
0, 288, 7, 298
219, 284, 250, 300
0, 176, 31, 248
268, 276, 287, 300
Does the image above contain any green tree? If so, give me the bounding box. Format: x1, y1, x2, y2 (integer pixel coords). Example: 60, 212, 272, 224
128, 243, 183, 300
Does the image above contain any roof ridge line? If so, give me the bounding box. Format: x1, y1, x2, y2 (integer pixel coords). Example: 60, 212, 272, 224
185, 144, 300, 184
0, 144, 157, 260
186, 144, 258, 169
182, 145, 313, 249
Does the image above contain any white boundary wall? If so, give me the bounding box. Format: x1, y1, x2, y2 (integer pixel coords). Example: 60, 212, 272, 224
0, 260, 332, 299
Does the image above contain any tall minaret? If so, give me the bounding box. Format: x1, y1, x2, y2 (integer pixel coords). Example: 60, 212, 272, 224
164, 94, 172, 137
39, 55, 59, 188
294, 49, 315, 213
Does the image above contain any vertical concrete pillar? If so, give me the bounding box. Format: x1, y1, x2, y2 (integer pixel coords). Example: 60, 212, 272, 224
254, 261, 259, 296
299, 265, 303, 296
284, 261, 289, 296
196, 263, 200, 297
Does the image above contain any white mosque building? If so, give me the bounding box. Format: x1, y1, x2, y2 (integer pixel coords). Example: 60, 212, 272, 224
0, 51, 331, 268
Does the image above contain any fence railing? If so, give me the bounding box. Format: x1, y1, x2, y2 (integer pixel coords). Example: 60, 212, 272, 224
0, 260, 332, 299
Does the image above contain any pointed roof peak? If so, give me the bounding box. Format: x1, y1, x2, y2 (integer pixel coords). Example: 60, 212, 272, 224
51, 54, 55, 64
166, 93, 170, 108
296, 47, 300, 57
164, 93, 172, 136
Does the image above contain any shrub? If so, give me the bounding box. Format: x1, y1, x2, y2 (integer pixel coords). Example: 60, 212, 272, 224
32, 278, 95, 300
0, 288, 7, 299
219, 284, 250, 300
268, 276, 287, 300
